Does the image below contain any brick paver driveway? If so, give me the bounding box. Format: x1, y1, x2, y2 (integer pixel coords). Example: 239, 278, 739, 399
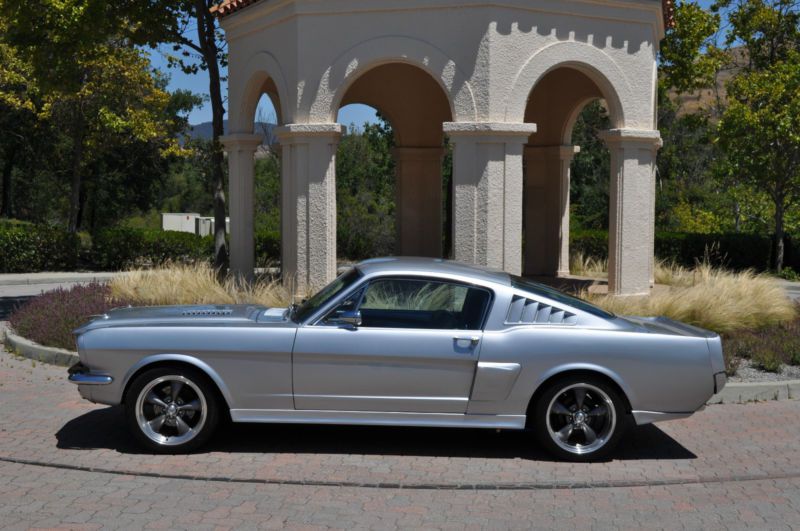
1, 350, 799, 529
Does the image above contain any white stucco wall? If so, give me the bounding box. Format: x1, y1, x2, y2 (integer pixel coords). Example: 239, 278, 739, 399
223, 0, 663, 132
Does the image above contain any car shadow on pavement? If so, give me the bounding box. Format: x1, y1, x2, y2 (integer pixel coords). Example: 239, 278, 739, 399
56, 406, 696, 461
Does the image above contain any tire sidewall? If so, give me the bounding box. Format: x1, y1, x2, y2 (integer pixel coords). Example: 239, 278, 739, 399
532, 375, 629, 462
125, 366, 220, 454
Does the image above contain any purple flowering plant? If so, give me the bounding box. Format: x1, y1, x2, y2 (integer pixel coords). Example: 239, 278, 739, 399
9, 283, 132, 351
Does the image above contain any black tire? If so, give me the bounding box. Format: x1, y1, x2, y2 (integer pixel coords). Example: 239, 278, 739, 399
532, 375, 630, 462
125, 366, 220, 454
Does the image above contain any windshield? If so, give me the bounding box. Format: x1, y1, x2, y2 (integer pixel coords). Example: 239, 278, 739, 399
293, 267, 362, 322
510, 275, 615, 319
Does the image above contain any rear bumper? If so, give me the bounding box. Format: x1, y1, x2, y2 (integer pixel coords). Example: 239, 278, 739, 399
714, 371, 727, 394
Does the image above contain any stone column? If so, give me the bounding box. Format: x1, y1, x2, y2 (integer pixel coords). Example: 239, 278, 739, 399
221, 133, 263, 283
523, 145, 580, 277
275, 123, 344, 295
601, 129, 662, 296
393, 147, 445, 257
443, 122, 538, 275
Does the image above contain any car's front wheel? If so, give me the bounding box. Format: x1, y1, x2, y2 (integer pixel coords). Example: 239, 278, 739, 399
533, 376, 629, 461
125, 366, 220, 453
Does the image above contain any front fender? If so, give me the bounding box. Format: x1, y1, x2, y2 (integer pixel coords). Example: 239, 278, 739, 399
119, 354, 235, 408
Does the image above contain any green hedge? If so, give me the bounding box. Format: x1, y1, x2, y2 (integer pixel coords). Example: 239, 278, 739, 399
0, 224, 79, 272
92, 227, 281, 270
91, 227, 213, 270
571, 229, 799, 271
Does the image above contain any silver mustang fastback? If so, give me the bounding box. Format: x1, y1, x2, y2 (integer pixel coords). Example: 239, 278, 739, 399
69, 257, 726, 461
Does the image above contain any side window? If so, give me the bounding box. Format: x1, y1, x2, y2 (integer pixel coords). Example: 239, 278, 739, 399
357, 278, 491, 330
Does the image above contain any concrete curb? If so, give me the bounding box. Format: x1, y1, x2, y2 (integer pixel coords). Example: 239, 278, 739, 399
3, 328, 79, 367
0, 272, 119, 287
709, 380, 800, 404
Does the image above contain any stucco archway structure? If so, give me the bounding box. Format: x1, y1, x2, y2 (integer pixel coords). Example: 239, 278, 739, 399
215, 0, 671, 295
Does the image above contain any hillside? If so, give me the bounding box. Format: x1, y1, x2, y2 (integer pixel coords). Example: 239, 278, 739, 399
186, 120, 276, 141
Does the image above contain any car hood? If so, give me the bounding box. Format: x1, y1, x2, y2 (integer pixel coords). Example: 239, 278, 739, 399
73, 304, 292, 334
619, 315, 718, 339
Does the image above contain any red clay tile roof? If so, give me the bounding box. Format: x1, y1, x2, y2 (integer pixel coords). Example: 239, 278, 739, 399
211, 0, 677, 29
209, 0, 258, 18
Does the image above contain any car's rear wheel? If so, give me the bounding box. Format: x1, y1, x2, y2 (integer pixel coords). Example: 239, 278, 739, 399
125, 366, 219, 453
533, 376, 628, 461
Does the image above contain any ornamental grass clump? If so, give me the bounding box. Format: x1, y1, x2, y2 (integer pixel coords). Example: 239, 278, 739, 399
9, 283, 130, 351
583, 264, 796, 335
109, 262, 295, 307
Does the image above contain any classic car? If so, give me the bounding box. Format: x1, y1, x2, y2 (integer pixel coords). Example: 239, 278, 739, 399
69, 257, 726, 461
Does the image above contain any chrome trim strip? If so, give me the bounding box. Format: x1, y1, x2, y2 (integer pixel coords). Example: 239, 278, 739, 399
68, 373, 113, 385
229, 409, 527, 429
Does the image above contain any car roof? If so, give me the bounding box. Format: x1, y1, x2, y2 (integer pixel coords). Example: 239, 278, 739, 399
354, 257, 511, 286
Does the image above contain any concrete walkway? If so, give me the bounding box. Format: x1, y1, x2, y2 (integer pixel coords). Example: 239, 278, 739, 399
782, 279, 800, 301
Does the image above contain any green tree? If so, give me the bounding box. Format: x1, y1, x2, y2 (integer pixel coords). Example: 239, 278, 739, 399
717, 52, 800, 271
116, 0, 231, 274
336, 120, 396, 259
660, 1, 725, 94
715, 0, 800, 68
570, 101, 611, 230
0, 32, 38, 218
1, 0, 195, 233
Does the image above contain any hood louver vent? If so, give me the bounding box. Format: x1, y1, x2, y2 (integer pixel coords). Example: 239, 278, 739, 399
181, 308, 234, 317
505, 295, 577, 325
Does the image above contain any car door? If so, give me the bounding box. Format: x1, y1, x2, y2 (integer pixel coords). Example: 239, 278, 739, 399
292, 277, 493, 413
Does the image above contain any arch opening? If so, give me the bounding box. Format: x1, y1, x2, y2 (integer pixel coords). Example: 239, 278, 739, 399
335, 62, 455, 260
522, 66, 614, 279
252, 93, 282, 269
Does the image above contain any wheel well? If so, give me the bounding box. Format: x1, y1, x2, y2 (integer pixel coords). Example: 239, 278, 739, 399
525, 370, 632, 424
121, 360, 231, 413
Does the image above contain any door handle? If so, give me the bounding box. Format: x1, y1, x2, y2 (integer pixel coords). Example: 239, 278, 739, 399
453, 336, 480, 346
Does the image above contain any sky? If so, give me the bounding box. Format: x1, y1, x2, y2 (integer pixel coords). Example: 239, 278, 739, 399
155, 0, 722, 127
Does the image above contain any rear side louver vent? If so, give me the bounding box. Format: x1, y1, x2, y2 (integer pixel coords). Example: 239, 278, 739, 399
181, 309, 233, 317
505, 295, 577, 325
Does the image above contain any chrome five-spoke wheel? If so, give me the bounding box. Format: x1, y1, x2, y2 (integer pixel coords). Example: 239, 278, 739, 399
546, 383, 615, 455
135, 375, 207, 446
534, 376, 628, 461
126, 367, 219, 453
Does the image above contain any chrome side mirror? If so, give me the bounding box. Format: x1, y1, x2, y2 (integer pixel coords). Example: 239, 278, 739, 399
330, 310, 362, 328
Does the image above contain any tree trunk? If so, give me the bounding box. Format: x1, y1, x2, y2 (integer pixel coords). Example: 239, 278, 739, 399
196, 0, 228, 279
67, 113, 85, 233
774, 201, 785, 273
1, 148, 14, 218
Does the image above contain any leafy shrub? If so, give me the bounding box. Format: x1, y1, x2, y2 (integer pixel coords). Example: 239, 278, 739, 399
91, 227, 212, 270
9, 283, 131, 351
751, 348, 783, 373
255, 229, 280, 266
0, 224, 79, 272
779, 267, 800, 281
721, 306, 800, 373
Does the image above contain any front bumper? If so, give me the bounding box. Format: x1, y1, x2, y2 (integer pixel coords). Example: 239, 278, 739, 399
68, 362, 113, 385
